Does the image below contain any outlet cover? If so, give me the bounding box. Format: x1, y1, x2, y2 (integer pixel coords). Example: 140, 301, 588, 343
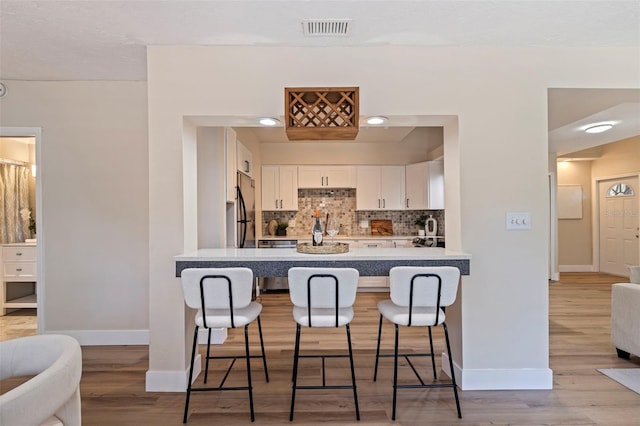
506, 212, 531, 230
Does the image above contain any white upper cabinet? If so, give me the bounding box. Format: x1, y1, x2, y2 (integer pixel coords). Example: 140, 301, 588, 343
261, 166, 298, 211
356, 165, 405, 210
225, 128, 237, 203
405, 161, 428, 210
405, 161, 444, 210
237, 140, 253, 177
426, 161, 444, 209
298, 166, 355, 188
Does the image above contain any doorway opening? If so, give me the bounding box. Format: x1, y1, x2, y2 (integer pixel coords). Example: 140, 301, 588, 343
0, 127, 42, 339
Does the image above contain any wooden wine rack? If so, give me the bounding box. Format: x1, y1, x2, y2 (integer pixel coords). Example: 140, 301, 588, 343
285, 87, 359, 140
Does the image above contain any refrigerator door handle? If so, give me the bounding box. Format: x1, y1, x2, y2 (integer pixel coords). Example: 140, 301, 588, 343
237, 186, 248, 248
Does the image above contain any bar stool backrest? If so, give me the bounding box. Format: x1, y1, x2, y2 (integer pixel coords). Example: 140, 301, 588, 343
181, 267, 254, 311
288, 267, 359, 310
389, 266, 460, 309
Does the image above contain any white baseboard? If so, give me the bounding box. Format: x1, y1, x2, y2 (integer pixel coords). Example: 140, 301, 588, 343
559, 264, 595, 272
442, 353, 553, 390
146, 354, 201, 392
144, 329, 225, 392
44, 329, 149, 346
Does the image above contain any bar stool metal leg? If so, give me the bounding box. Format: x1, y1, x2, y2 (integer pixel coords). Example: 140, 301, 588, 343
443, 323, 462, 418
183, 326, 199, 424
204, 328, 212, 384
244, 324, 255, 422
289, 324, 302, 421
427, 326, 437, 380
373, 314, 383, 381
346, 324, 360, 420
257, 315, 269, 382
392, 324, 399, 421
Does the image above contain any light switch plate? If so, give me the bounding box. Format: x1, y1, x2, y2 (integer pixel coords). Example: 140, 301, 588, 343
506, 212, 531, 230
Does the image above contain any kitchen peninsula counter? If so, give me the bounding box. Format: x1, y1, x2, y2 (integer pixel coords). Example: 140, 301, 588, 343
175, 247, 470, 277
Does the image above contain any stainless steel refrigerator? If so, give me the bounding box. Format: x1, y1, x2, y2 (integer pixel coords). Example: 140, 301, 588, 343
236, 172, 255, 248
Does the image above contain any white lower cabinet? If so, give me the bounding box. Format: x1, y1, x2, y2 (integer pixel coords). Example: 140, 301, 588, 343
355, 240, 390, 290
1, 244, 37, 315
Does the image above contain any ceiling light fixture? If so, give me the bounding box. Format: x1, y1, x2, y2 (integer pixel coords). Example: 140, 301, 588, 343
259, 117, 280, 126
584, 123, 614, 134
366, 116, 388, 125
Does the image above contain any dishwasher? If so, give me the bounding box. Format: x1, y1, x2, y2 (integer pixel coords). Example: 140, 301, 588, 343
257, 239, 297, 291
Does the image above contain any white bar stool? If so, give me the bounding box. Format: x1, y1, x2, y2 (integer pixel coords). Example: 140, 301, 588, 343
373, 266, 462, 420
287, 267, 360, 421
180, 267, 269, 423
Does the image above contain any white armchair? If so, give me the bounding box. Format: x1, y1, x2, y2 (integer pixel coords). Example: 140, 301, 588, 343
611, 269, 640, 359
0, 335, 82, 426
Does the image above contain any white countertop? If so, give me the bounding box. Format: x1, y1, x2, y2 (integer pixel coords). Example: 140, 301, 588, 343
257, 235, 444, 241
175, 247, 470, 262
2, 242, 37, 247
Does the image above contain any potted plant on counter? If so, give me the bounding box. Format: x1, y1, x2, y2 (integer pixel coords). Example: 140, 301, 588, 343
276, 221, 288, 236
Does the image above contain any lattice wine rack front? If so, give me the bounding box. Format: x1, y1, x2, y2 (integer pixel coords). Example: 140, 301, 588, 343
285, 87, 359, 140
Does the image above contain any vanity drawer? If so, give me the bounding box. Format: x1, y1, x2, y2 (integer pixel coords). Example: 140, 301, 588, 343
3, 262, 37, 280
2, 246, 36, 262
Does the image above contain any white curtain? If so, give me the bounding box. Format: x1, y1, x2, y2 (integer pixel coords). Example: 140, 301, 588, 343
0, 163, 31, 243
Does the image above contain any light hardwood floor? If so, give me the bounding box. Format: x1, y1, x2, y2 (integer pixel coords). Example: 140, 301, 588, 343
1, 273, 639, 425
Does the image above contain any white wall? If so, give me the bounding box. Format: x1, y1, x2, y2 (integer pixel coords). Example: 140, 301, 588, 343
0, 81, 149, 344
145, 45, 638, 391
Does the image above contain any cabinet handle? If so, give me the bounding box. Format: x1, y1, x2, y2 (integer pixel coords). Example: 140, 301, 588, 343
321, 177, 324, 186
279, 199, 283, 209
16, 252, 23, 256
383, 199, 386, 208
367, 244, 377, 248
16, 268, 23, 271
378, 199, 381, 208
326, 176, 328, 186
406, 198, 409, 208
275, 200, 278, 209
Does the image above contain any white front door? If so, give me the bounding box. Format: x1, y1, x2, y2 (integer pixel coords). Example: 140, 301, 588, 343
599, 177, 639, 277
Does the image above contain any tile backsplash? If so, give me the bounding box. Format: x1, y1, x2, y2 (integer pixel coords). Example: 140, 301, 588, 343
262, 188, 444, 237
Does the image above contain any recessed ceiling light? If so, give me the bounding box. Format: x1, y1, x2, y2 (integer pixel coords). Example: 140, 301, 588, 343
259, 117, 280, 126
366, 116, 388, 125
584, 123, 613, 134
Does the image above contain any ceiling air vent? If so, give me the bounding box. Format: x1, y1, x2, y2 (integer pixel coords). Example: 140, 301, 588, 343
303, 19, 352, 36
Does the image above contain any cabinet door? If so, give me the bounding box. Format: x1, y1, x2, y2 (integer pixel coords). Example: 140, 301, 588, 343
324, 166, 355, 188
297, 166, 324, 188
427, 161, 445, 209
356, 166, 381, 210
380, 166, 405, 210
237, 140, 253, 177
405, 162, 428, 210
278, 166, 299, 210
261, 166, 279, 211
225, 128, 237, 203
